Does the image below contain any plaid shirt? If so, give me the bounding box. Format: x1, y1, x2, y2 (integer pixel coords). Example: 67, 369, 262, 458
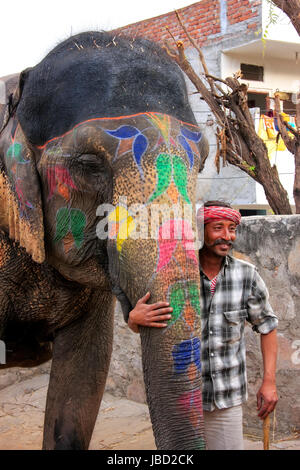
200, 255, 278, 412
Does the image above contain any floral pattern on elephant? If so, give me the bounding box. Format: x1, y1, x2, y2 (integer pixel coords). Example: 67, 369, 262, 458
156, 220, 197, 272
54, 207, 87, 253
47, 165, 77, 201
167, 281, 201, 331
146, 113, 176, 148
177, 126, 202, 169
107, 206, 136, 252
148, 153, 191, 204
172, 337, 201, 377
103, 125, 148, 179
5, 137, 34, 217
177, 390, 205, 449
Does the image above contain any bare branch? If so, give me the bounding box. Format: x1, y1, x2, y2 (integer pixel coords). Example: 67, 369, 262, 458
174, 10, 217, 95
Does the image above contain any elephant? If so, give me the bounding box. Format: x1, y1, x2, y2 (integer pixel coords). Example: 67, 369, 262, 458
0, 31, 209, 450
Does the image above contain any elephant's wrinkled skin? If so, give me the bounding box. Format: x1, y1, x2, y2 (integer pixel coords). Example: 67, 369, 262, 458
0, 32, 209, 449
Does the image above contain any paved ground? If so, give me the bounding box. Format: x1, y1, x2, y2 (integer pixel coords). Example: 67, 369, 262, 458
0, 374, 299, 450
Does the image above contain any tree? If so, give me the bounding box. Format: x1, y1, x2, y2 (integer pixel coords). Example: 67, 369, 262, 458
164, 10, 293, 214
271, 0, 300, 35
270, 1, 300, 213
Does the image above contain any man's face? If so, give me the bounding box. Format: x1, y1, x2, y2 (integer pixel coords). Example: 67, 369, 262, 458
204, 219, 237, 257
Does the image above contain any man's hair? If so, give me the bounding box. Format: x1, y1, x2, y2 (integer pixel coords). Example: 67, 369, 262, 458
204, 200, 233, 209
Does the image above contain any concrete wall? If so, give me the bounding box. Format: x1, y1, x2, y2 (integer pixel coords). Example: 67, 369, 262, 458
234, 215, 300, 437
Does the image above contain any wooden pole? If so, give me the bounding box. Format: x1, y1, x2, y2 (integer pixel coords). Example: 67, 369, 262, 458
263, 415, 270, 450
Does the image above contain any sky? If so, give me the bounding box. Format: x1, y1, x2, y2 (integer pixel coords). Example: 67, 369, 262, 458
0, 0, 195, 77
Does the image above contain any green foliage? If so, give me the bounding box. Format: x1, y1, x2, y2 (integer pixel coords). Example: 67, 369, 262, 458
262, 0, 280, 48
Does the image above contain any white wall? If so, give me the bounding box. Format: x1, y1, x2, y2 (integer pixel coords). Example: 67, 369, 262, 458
221, 50, 300, 94
256, 149, 295, 206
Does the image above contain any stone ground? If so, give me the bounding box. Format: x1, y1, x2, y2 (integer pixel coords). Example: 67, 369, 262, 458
0, 374, 299, 451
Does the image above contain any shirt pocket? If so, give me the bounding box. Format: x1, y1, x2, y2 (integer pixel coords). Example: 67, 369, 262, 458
223, 309, 247, 344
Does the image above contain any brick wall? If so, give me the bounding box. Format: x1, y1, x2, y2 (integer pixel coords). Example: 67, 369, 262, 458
112, 0, 261, 47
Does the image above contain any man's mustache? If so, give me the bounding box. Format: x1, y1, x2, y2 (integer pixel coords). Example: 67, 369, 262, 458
207, 238, 234, 247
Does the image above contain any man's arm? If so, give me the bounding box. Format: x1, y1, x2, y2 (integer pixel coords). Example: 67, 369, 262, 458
128, 292, 173, 333
257, 329, 278, 419
247, 269, 279, 419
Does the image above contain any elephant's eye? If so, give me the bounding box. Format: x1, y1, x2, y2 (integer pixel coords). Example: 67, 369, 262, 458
77, 154, 100, 164
75, 154, 107, 174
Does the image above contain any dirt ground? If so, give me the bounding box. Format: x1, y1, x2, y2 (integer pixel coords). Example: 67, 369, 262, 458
0, 374, 299, 451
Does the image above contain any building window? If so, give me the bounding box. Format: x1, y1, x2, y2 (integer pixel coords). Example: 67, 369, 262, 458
247, 92, 268, 112
241, 63, 264, 81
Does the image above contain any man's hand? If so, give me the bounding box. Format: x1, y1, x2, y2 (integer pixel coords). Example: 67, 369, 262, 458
256, 380, 278, 420
128, 292, 173, 333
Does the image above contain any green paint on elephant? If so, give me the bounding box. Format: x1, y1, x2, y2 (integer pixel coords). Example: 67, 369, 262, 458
54, 207, 86, 249
148, 153, 172, 202
169, 284, 186, 325
148, 153, 191, 204
172, 155, 191, 204
54, 208, 70, 243
168, 281, 200, 327
6, 143, 27, 163
70, 209, 87, 248
194, 438, 206, 450
188, 283, 201, 317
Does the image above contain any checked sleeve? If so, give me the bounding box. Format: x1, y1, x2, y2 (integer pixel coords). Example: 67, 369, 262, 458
247, 269, 278, 334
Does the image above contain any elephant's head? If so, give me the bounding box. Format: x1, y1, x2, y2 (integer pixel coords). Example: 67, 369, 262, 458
0, 32, 208, 449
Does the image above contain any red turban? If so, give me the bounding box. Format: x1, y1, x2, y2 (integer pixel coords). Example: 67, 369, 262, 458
197, 206, 241, 225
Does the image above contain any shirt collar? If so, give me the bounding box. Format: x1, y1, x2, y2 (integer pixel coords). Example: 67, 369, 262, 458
199, 253, 230, 278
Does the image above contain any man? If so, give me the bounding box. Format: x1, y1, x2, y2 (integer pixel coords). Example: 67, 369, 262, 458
128, 201, 278, 450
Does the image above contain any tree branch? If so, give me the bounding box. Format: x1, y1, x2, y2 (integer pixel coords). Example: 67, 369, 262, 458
174, 9, 217, 96
271, 0, 300, 36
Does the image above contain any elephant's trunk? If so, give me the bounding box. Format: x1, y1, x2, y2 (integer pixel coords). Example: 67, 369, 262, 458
140, 241, 204, 450
108, 220, 205, 450
102, 111, 206, 449
140, 323, 204, 450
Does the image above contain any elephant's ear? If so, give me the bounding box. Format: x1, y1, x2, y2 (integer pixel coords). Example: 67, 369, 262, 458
0, 69, 32, 134
2, 121, 45, 263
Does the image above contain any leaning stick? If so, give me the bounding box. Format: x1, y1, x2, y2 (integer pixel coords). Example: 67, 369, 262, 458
263, 415, 270, 450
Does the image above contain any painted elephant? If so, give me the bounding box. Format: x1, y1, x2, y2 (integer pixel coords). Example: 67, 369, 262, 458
0, 31, 209, 449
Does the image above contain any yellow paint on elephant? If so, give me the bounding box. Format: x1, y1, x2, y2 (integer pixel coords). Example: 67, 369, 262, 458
147, 113, 170, 143
108, 206, 136, 252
